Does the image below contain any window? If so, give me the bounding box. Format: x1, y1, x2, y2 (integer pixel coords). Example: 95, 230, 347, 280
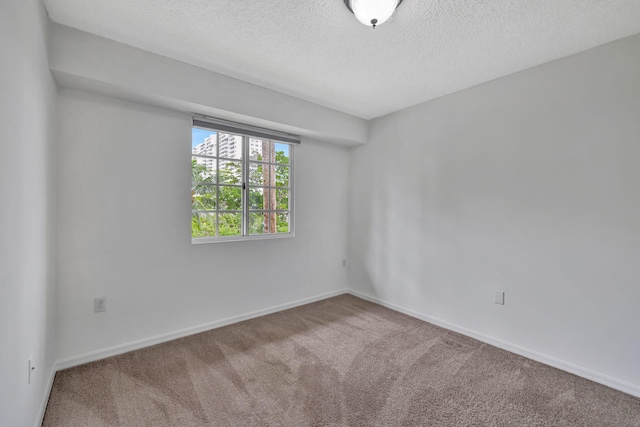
191, 118, 297, 243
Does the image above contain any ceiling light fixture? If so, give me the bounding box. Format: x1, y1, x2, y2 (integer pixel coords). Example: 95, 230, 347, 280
344, 0, 403, 29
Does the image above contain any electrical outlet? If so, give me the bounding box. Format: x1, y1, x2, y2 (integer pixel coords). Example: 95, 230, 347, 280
94, 297, 107, 313
494, 290, 505, 305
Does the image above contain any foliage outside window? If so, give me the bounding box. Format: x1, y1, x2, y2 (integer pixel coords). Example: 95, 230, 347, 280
191, 121, 295, 242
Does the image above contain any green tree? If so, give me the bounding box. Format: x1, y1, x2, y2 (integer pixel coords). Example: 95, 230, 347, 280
218, 160, 242, 236
192, 145, 290, 238
192, 160, 216, 237
274, 149, 290, 232
250, 145, 290, 234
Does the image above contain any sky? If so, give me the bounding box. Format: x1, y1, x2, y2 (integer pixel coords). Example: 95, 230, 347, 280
192, 127, 215, 149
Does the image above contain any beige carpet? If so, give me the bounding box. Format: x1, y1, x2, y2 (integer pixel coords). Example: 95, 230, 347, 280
43, 294, 640, 426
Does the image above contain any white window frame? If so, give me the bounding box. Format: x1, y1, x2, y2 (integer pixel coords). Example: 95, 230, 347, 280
191, 117, 298, 244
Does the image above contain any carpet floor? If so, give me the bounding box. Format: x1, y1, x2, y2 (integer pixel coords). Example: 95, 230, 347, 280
43, 294, 640, 426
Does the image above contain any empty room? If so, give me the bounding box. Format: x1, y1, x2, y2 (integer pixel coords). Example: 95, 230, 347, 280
2, 0, 640, 425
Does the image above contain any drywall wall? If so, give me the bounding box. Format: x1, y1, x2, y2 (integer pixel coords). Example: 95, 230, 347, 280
0, 0, 58, 426
348, 33, 640, 393
55, 89, 350, 361
49, 24, 368, 147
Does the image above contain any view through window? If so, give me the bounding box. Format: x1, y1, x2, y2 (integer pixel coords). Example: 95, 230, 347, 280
191, 121, 295, 242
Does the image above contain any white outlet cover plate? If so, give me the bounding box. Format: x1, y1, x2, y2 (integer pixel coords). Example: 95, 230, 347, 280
28, 356, 34, 384
494, 290, 505, 305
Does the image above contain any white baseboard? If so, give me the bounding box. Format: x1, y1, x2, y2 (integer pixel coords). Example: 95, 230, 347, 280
55, 289, 348, 371
50, 287, 640, 401
347, 289, 640, 398
36, 367, 56, 427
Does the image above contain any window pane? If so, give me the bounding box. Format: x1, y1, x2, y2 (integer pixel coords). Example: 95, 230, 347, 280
249, 212, 267, 235
249, 187, 276, 211
276, 189, 289, 210
249, 138, 272, 162
249, 187, 265, 210
276, 165, 289, 187
192, 185, 217, 210
192, 157, 217, 183
192, 129, 217, 156
265, 165, 275, 187
219, 186, 242, 210
250, 212, 282, 234
276, 212, 290, 233
218, 133, 243, 159
264, 212, 277, 234
192, 213, 216, 238
249, 163, 268, 187
249, 163, 274, 187
219, 160, 242, 185
219, 212, 242, 236
274, 143, 290, 164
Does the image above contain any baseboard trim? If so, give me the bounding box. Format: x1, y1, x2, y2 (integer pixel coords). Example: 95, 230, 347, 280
36, 367, 56, 427
51, 288, 640, 399
347, 289, 640, 398
55, 289, 348, 371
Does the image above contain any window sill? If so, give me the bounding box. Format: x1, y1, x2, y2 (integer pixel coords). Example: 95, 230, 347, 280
191, 233, 294, 244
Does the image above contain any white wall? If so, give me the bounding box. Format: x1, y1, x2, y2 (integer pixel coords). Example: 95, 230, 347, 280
0, 0, 58, 426
55, 89, 349, 361
348, 33, 640, 393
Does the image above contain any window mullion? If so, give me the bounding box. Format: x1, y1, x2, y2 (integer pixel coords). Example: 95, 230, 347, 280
215, 132, 220, 237
289, 145, 294, 234
242, 135, 249, 236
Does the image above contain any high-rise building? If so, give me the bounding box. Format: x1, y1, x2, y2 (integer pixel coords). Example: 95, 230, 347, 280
192, 134, 217, 173
218, 134, 243, 159
193, 133, 267, 169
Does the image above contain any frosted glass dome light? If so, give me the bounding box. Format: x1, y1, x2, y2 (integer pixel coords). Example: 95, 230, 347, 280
344, 0, 402, 28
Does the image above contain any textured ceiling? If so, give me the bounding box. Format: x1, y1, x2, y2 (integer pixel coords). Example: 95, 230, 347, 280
43, 0, 640, 119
